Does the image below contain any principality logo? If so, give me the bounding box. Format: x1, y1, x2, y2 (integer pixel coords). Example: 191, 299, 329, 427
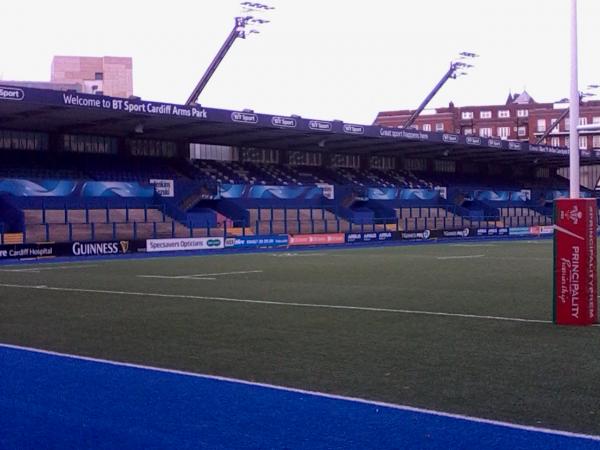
119, 241, 129, 253
0, 86, 25, 101
562, 206, 583, 225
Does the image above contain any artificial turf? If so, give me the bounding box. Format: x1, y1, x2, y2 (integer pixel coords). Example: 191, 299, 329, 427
1, 240, 599, 436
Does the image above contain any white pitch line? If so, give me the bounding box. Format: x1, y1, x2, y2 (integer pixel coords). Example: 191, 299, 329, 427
1, 342, 599, 443
0, 264, 99, 273
436, 255, 485, 260
0, 282, 552, 325
138, 270, 263, 280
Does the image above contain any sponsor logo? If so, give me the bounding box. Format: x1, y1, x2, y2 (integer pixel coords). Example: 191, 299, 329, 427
146, 237, 225, 252
508, 141, 522, 150
308, 120, 332, 131
509, 227, 531, 236
466, 136, 482, 145
343, 124, 364, 135
487, 138, 502, 148
561, 205, 583, 226
0, 86, 25, 101
271, 116, 297, 128
231, 111, 258, 124
225, 238, 236, 248
442, 133, 459, 143
119, 241, 129, 253
402, 230, 431, 240
441, 228, 470, 238
72, 241, 122, 256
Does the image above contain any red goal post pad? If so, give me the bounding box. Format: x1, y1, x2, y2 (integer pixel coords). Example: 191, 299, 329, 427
553, 198, 598, 325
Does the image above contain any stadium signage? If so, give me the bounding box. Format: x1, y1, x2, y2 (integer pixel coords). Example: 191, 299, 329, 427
231, 235, 289, 248
0, 243, 55, 259
343, 124, 365, 135
554, 198, 597, 325
146, 237, 224, 252
466, 136, 482, 146
71, 240, 129, 256
0, 86, 25, 101
308, 120, 332, 131
508, 141, 522, 150
345, 231, 399, 243
231, 111, 258, 124
442, 133, 459, 143
476, 228, 509, 236
61, 93, 208, 119
288, 233, 345, 246
271, 116, 297, 128
378, 128, 429, 140
487, 138, 502, 148
442, 228, 470, 238
401, 230, 431, 240
149, 179, 174, 197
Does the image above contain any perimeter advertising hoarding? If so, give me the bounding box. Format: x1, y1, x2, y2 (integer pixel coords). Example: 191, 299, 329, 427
345, 232, 400, 243
0, 240, 140, 260
227, 235, 289, 249
288, 233, 345, 246
553, 199, 597, 325
146, 237, 224, 253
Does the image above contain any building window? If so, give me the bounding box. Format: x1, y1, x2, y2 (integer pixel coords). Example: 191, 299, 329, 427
94, 72, 104, 80
461, 111, 474, 119
517, 109, 529, 118
422, 123, 431, 131
579, 136, 588, 149
551, 137, 560, 147
435, 123, 444, 132
537, 119, 546, 132
479, 111, 492, 119
498, 110, 510, 118
498, 127, 510, 139
479, 127, 492, 137
463, 128, 474, 135
593, 117, 600, 124
565, 137, 569, 147
518, 126, 527, 137
593, 135, 600, 148
564, 119, 570, 131
579, 117, 588, 126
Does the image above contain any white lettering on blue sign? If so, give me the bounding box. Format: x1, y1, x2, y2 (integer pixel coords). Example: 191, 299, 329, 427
466, 136, 481, 145
271, 116, 297, 128
487, 138, 502, 148
442, 133, 459, 143
343, 124, 364, 135
508, 141, 522, 150
0, 86, 24, 101
309, 120, 332, 131
231, 111, 258, 124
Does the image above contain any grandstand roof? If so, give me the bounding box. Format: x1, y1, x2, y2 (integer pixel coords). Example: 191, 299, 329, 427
0, 85, 596, 168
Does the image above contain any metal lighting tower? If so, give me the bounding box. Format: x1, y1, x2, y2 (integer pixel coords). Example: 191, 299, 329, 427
186, 2, 274, 106
403, 52, 478, 129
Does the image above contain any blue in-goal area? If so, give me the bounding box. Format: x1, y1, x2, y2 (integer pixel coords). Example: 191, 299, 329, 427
2, 344, 599, 450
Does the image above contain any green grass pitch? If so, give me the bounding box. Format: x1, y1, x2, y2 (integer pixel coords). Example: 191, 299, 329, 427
1, 240, 599, 435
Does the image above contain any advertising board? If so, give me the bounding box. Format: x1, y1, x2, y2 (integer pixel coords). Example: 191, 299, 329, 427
288, 233, 345, 246
554, 199, 597, 325
146, 237, 224, 253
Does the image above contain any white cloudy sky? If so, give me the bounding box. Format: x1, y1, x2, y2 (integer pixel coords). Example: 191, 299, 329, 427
1, 0, 599, 124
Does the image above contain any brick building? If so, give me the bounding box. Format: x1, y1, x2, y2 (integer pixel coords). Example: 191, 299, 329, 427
374, 91, 600, 151
51, 56, 133, 98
